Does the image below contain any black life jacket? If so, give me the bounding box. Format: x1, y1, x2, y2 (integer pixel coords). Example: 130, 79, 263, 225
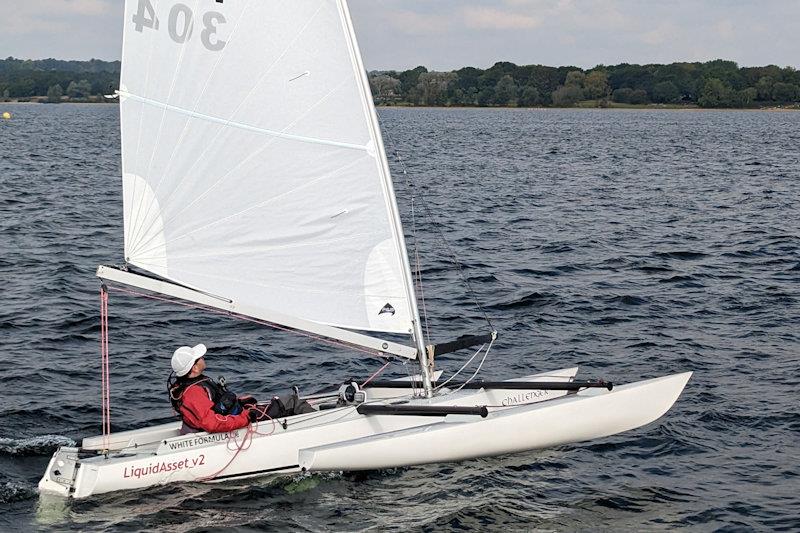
168, 374, 241, 423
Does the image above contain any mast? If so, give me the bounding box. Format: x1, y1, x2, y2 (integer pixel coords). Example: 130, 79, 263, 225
338, 0, 435, 397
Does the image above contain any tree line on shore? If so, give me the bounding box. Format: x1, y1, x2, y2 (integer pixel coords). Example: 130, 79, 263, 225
371, 60, 800, 108
0, 58, 119, 103
2, 57, 799, 108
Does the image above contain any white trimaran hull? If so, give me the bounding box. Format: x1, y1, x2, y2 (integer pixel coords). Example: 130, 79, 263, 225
39, 0, 692, 500
39, 368, 690, 499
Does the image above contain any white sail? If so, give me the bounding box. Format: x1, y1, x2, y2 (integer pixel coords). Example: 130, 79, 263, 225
118, 0, 414, 335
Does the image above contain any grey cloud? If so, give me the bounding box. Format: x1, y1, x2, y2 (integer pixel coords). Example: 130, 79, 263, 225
0, 0, 797, 70
1, 0, 121, 59
350, 0, 800, 70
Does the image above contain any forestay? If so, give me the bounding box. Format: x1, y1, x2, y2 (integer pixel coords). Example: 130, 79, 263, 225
119, 0, 415, 335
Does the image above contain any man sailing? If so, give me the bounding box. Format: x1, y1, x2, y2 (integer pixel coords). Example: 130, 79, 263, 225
168, 344, 314, 434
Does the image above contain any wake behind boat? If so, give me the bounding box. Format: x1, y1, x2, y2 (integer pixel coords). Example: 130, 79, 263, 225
39, 0, 690, 499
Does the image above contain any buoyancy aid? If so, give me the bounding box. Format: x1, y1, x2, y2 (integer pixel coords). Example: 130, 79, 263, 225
168, 374, 243, 424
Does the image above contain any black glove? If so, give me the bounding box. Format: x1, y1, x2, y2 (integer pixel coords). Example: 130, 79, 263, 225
248, 408, 260, 423
239, 395, 257, 408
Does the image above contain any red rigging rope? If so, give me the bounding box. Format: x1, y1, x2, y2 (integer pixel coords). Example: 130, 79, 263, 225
361, 360, 390, 387
99, 288, 105, 442
195, 409, 277, 482
100, 286, 111, 450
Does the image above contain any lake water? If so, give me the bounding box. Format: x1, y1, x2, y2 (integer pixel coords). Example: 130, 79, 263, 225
0, 104, 798, 531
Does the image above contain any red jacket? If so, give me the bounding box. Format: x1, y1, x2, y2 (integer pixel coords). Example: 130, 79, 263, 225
178, 383, 250, 433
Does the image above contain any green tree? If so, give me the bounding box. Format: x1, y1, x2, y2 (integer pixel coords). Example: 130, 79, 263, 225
477, 87, 495, 106
551, 85, 583, 106
698, 78, 732, 107
733, 87, 757, 107
411, 71, 456, 106
612, 87, 634, 103
46, 84, 63, 103
519, 84, 541, 106
584, 70, 610, 99
652, 81, 679, 103
493, 74, 518, 105
369, 74, 401, 104
755, 76, 774, 100
460, 86, 479, 106
701, 60, 743, 89
66, 79, 92, 98
772, 82, 800, 102
564, 70, 585, 88
398, 66, 427, 97
629, 89, 649, 104
10, 77, 35, 97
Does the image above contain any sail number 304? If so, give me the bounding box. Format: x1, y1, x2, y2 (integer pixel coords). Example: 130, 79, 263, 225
132, 0, 226, 52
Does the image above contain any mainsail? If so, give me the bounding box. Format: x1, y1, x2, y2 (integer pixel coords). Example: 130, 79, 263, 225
118, 0, 417, 338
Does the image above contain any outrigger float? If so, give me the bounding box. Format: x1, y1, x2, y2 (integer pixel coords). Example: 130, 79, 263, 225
39, 0, 690, 499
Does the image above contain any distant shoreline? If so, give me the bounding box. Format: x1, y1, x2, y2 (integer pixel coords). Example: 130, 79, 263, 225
3, 99, 797, 112
4, 58, 800, 110
381, 103, 800, 112
1, 97, 115, 105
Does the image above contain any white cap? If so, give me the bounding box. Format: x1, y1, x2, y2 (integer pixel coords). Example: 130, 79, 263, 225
171, 344, 207, 377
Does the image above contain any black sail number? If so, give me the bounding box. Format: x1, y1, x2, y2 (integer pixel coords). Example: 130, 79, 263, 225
132, 0, 227, 52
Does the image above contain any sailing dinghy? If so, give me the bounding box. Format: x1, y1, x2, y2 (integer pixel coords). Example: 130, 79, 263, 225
39, 0, 691, 499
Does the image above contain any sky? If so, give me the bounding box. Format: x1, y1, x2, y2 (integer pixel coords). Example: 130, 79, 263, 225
1, 0, 798, 71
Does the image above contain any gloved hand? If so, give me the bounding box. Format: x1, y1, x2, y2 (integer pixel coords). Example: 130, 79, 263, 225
239, 395, 257, 408
247, 408, 261, 423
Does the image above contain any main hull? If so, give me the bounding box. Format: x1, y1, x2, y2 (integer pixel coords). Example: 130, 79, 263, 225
39, 368, 690, 499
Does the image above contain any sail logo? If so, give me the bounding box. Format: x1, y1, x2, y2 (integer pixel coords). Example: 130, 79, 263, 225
379, 303, 396, 316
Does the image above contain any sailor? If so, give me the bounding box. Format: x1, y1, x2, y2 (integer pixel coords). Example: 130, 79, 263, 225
168, 343, 257, 434
168, 344, 315, 434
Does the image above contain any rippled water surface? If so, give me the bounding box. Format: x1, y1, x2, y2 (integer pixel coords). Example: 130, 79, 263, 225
1, 104, 799, 531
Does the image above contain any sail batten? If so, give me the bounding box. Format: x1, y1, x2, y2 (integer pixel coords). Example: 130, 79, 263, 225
120, 0, 417, 335
118, 90, 371, 152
